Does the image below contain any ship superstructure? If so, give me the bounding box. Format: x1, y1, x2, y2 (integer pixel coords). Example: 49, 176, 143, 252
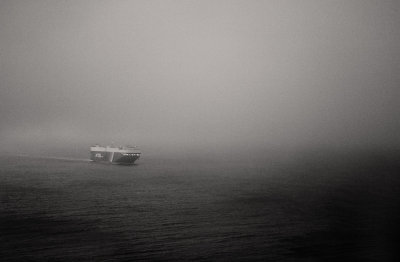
90, 145, 141, 165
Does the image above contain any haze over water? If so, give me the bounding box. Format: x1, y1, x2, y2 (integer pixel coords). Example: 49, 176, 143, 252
0, 0, 399, 152
1, 0, 399, 260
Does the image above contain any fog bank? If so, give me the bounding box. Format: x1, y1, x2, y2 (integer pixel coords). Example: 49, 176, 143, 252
1, 0, 399, 155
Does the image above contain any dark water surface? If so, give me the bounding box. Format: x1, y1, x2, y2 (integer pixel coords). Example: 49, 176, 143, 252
1, 150, 399, 261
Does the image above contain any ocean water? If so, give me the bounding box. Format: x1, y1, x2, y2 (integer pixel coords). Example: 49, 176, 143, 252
1, 150, 399, 261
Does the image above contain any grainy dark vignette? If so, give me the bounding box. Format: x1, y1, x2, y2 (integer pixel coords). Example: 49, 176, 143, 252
1, 0, 399, 261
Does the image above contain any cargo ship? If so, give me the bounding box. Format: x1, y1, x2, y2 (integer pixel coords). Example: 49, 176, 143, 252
90, 145, 141, 165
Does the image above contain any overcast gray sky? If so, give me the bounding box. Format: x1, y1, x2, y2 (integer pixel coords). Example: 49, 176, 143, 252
1, 0, 399, 154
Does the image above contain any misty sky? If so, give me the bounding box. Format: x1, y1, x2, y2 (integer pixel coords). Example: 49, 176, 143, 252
1, 0, 399, 153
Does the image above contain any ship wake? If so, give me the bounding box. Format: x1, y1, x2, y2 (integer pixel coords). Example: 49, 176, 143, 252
16, 154, 91, 162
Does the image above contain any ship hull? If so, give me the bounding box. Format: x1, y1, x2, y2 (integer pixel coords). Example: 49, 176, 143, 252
90, 146, 141, 165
